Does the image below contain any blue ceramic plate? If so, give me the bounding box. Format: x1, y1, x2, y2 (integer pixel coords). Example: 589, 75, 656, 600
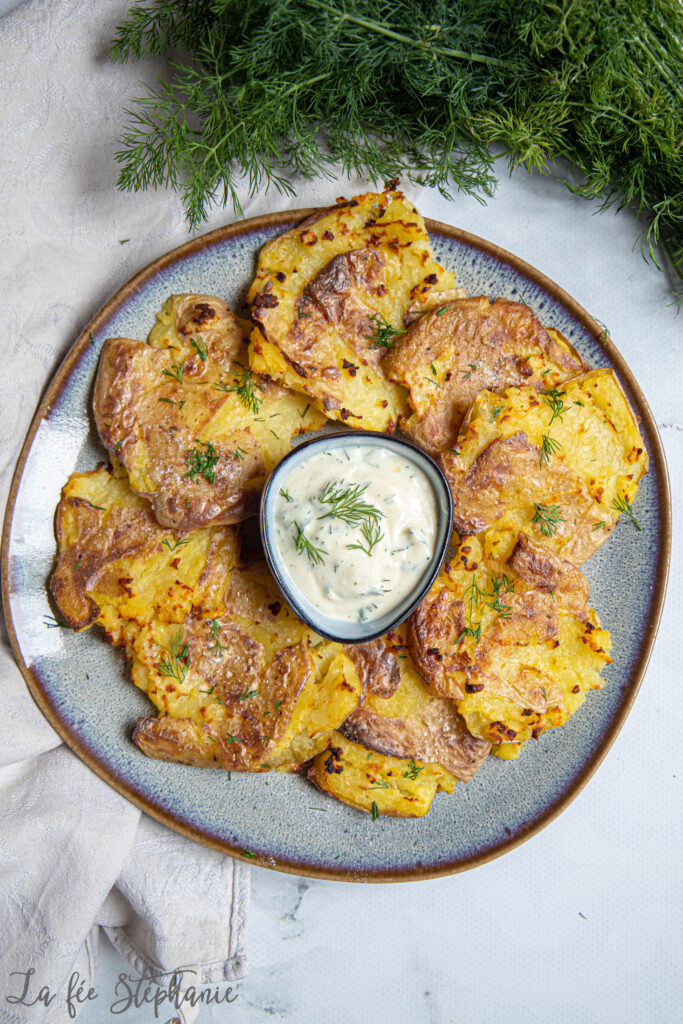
1, 211, 671, 882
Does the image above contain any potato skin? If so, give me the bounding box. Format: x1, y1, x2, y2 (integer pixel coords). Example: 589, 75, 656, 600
247, 189, 456, 431
439, 369, 648, 565
307, 731, 456, 818
384, 296, 587, 455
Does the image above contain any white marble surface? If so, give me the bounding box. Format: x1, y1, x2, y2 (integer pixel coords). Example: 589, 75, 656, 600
2, 2, 681, 1022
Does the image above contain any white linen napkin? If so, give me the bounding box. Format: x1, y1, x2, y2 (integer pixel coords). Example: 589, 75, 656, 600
0, 1, 252, 1019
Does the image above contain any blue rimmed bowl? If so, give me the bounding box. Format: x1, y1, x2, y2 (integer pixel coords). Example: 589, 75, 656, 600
260, 429, 453, 643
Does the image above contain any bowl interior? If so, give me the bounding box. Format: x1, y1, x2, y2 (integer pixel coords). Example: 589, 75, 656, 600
260, 430, 453, 643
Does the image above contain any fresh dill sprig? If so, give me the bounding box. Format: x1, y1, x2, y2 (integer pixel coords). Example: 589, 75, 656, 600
191, 335, 208, 361
318, 482, 384, 526
293, 522, 326, 565
185, 439, 219, 482
279, 487, 294, 503
208, 618, 227, 658
162, 358, 185, 383
228, 361, 264, 414
368, 313, 404, 348
158, 629, 189, 685
111, 0, 683, 299
162, 537, 189, 552
403, 759, 424, 781
543, 386, 566, 428
531, 502, 565, 537
347, 518, 383, 557
43, 614, 68, 629
539, 432, 562, 468
612, 494, 643, 531
371, 801, 380, 821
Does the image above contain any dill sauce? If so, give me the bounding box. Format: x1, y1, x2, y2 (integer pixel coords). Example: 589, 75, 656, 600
272, 443, 438, 624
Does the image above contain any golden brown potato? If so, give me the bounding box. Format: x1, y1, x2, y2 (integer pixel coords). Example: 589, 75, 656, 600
407, 536, 612, 750
50, 467, 238, 637
383, 296, 587, 454
130, 558, 364, 771
440, 370, 648, 564
341, 625, 490, 782
247, 189, 456, 430
93, 294, 325, 531
307, 731, 456, 817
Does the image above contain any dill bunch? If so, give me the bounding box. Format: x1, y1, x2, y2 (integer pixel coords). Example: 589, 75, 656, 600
111, 0, 683, 295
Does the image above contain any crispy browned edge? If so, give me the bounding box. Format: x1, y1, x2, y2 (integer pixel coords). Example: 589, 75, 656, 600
1, 209, 672, 884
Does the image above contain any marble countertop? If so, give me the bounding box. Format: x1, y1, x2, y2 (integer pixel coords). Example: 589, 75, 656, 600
2, 2, 681, 1021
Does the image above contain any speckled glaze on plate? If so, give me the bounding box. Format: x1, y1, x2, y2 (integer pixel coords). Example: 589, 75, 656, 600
1, 211, 671, 882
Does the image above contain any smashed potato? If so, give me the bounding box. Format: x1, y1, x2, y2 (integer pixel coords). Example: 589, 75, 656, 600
407, 536, 612, 750
93, 293, 324, 532
440, 370, 648, 564
308, 731, 456, 817
383, 296, 587, 455
51, 467, 238, 637
247, 189, 456, 430
342, 625, 490, 782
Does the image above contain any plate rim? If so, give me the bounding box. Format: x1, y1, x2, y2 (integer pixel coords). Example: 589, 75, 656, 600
1, 208, 672, 883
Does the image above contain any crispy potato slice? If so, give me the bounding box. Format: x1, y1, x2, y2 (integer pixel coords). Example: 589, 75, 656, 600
247, 189, 456, 430
307, 731, 456, 817
93, 294, 324, 531
131, 559, 363, 771
50, 467, 238, 637
342, 625, 490, 782
383, 296, 587, 454
407, 536, 612, 750
440, 370, 648, 564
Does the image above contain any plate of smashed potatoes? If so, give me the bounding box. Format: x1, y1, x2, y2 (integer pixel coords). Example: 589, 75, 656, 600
2, 188, 670, 880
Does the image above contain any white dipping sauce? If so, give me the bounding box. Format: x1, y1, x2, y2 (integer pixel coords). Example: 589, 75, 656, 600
272, 443, 438, 624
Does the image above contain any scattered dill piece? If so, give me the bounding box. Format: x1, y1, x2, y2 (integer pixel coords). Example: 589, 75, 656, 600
436, 304, 456, 316
162, 537, 189, 552
275, 699, 282, 711
279, 487, 294, 502
308, 806, 328, 812
531, 502, 565, 537
228, 361, 264, 414
367, 779, 389, 790
185, 439, 219, 483
158, 629, 189, 685
239, 689, 259, 699
318, 482, 384, 526
347, 518, 383, 557
368, 312, 404, 348
403, 759, 424, 780
242, 849, 256, 859
208, 618, 227, 658
462, 363, 477, 379
113, 440, 123, 455
89, 332, 95, 346
228, 445, 248, 461
543, 386, 566, 428
293, 522, 326, 565
269, 428, 279, 439
298, 403, 310, 420
162, 359, 185, 383
612, 495, 643, 531
358, 603, 378, 622
43, 614, 68, 629
88, 502, 106, 511
297, 309, 312, 319
158, 396, 175, 405
592, 521, 606, 531
371, 801, 379, 821
191, 335, 208, 361
539, 432, 562, 468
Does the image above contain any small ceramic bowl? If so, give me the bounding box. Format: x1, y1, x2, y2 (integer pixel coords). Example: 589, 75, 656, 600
260, 430, 453, 643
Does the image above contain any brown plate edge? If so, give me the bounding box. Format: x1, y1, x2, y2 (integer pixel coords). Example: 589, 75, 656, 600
0, 209, 672, 884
